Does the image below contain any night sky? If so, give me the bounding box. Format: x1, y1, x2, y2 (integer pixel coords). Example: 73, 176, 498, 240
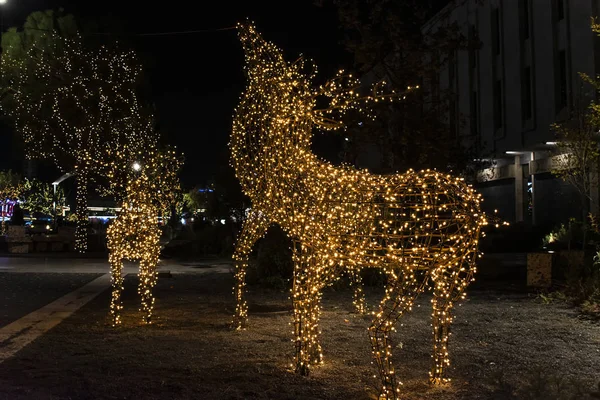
0, 1, 352, 187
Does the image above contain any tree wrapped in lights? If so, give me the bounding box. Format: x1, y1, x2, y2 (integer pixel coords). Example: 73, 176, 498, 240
22, 178, 67, 216
107, 145, 182, 326
0, 170, 23, 235
231, 23, 491, 399
1, 25, 148, 252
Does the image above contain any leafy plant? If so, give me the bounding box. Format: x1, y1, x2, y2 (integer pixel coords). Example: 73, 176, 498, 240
247, 226, 293, 288
21, 178, 66, 217
542, 223, 570, 249
0, 170, 23, 234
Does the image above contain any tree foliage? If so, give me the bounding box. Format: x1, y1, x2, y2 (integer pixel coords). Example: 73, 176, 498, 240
551, 82, 600, 221
322, 0, 481, 175
0, 169, 22, 200
550, 21, 600, 222
0, 10, 154, 251
21, 178, 67, 216
0, 170, 23, 234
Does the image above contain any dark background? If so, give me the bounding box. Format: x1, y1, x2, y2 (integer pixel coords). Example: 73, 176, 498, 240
0, 1, 352, 187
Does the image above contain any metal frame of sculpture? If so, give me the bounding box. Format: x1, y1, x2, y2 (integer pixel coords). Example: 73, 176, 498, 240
231, 23, 489, 399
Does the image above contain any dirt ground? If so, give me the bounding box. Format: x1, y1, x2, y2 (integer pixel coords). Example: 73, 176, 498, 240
1, 270, 599, 400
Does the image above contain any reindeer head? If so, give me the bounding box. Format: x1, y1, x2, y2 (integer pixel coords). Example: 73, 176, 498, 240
233, 23, 316, 157
231, 22, 397, 196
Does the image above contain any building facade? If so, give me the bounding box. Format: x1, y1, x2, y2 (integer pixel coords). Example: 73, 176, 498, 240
424, 0, 600, 228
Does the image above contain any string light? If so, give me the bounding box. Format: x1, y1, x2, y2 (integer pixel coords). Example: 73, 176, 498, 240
230, 22, 496, 399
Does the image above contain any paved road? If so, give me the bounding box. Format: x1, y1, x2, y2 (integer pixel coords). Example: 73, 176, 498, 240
0, 256, 234, 363
0, 256, 233, 274
0, 257, 231, 328
0, 256, 232, 325
0, 272, 103, 329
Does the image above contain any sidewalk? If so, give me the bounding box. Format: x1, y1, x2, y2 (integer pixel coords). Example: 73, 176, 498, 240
0, 255, 233, 274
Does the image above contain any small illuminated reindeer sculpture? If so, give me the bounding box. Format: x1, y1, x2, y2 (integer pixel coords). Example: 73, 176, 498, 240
231, 23, 488, 399
107, 172, 161, 326
107, 148, 182, 326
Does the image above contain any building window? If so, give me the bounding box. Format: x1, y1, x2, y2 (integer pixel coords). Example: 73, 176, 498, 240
491, 8, 501, 56
557, 0, 564, 21
470, 90, 478, 136
494, 80, 503, 130
519, 0, 531, 40
522, 66, 532, 121
556, 50, 567, 111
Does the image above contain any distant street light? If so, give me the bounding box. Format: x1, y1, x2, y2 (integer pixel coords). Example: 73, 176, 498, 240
0, 1, 7, 5
132, 162, 141, 171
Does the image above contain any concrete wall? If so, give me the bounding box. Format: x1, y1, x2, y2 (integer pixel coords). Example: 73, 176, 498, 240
476, 179, 516, 222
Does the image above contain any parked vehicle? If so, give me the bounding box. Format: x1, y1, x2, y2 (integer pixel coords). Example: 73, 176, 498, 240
26, 220, 54, 235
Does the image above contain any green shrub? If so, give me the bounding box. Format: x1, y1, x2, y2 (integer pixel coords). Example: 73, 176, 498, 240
542, 218, 600, 251
542, 223, 570, 249
247, 226, 293, 288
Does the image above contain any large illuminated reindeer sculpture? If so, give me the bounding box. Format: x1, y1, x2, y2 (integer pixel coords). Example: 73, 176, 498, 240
231, 23, 489, 400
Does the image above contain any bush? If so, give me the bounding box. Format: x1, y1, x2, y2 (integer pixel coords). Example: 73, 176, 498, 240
479, 222, 546, 253
541, 218, 600, 251
160, 220, 236, 259
541, 223, 570, 249
247, 226, 293, 289
543, 217, 600, 319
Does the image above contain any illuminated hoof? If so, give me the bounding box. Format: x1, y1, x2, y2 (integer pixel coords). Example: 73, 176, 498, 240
378, 386, 398, 400
310, 353, 323, 366
231, 316, 248, 330
429, 376, 450, 386
295, 361, 310, 376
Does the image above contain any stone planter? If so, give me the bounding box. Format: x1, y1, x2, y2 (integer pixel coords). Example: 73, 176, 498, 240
7, 242, 31, 253
6, 225, 32, 254
527, 252, 554, 288
51, 241, 66, 252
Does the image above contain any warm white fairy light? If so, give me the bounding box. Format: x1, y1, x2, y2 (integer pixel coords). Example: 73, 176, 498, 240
230, 22, 497, 399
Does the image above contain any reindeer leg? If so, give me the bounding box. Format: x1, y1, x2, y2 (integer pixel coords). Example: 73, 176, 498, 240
232, 209, 269, 329
109, 252, 124, 327
349, 267, 367, 314
138, 248, 159, 324
292, 244, 324, 375
369, 272, 427, 400
307, 288, 324, 366
430, 259, 475, 385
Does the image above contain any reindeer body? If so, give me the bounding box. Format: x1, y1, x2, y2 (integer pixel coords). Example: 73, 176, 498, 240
231, 23, 487, 399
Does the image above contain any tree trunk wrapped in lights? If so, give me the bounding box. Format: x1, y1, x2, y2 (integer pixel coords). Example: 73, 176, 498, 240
74, 162, 89, 253
231, 22, 497, 399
